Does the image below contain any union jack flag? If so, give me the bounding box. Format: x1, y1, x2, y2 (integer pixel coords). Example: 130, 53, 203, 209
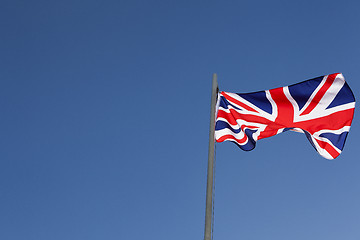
215, 73, 355, 159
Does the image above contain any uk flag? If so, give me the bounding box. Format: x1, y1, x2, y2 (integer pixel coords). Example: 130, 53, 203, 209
215, 73, 355, 159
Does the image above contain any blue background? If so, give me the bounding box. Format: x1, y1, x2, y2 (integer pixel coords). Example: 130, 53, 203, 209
1, 1, 359, 239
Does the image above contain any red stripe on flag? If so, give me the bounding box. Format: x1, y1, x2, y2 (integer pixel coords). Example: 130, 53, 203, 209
221, 92, 257, 112
269, 87, 294, 126
217, 134, 248, 145
217, 109, 238, 125
300, 74, 337, 116
217, 108, 271, 126
314, 138, 340, 159
294, 108, 355, 135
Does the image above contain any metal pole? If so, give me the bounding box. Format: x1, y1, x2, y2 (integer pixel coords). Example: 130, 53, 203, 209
204, 73, 218, 240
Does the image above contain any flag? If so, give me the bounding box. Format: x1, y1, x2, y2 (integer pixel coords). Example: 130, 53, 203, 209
215, 73, 355, 159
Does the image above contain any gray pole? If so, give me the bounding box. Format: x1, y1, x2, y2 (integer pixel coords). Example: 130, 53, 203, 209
204, 73, 218, 240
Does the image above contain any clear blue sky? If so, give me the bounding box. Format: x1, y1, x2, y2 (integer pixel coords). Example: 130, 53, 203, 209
1, 0, 359, 239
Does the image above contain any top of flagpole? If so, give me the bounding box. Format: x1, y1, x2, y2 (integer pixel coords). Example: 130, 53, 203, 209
212, 73, 218, 94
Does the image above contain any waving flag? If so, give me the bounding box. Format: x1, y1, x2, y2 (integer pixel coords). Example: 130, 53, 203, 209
215, 73, 355, 159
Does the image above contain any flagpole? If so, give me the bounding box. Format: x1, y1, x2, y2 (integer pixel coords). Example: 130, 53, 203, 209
204, 73, 218, 240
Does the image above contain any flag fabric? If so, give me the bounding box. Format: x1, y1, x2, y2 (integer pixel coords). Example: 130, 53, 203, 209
215, 73, 355, 159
